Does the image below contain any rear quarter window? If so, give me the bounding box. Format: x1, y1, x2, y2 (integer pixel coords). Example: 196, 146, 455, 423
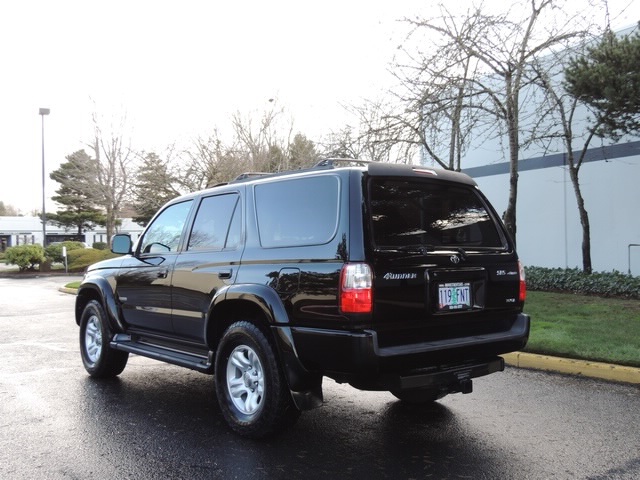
255, 175, 340, 248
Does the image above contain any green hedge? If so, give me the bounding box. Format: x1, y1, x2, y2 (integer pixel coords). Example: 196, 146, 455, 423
45, 241, 87, 263
67, 249, 120, 272
525, 267, 640, 299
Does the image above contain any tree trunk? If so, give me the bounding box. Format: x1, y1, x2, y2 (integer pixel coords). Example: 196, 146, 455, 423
568, 165, 592, 274
105, 206, 114, 242
503, 83, 519, 247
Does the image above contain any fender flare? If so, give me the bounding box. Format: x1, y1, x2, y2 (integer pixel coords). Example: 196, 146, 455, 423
76, 279, 125, 333
211, 283, 290, 325
208, 283, 323, 410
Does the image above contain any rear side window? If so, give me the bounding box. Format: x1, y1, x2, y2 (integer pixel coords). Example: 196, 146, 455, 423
369, 179, 504, 249
255, 176, 340, 248
187, 193, 240, 251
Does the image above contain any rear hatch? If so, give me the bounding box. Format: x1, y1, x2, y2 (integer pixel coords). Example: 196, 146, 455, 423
364, 167, 524, 349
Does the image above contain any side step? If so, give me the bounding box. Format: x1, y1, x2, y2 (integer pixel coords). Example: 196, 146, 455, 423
111, 334, 213, 373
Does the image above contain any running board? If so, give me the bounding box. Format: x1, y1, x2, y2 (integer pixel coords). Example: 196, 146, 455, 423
111, 334, 213, 373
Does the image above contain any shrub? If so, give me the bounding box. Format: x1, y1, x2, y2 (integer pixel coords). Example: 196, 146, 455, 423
92, 242, 108, 250
67, 248, 119, 272
525, 266, 640, 299
45, 241, 87, 263
5, 244, 46, 271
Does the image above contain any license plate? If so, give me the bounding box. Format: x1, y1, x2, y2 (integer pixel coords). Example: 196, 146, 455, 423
438, 282, 471, 310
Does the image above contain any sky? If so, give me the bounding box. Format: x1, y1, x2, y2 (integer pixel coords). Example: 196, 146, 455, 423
1, 0, 639, 214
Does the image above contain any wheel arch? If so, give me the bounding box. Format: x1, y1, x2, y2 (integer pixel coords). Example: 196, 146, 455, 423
75, 279, 123, 333
206, 284, 323, 410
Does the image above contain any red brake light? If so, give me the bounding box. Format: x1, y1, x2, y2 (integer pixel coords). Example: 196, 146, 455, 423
340, 263, 373, 314
518, 261, 527, 303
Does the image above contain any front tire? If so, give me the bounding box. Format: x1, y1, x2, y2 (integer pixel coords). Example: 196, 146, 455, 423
79, 300, 129, 378
214, 321, 300, 438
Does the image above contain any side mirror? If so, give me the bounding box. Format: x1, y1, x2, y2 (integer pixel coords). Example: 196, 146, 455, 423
111, 234, 133, 254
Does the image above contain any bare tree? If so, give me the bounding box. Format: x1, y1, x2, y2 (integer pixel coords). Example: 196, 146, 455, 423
179, 129, 247, 190
231, 100, 294, 172
89, 111, 135, 240
390, 8, 492, 170
180, 100, 317, 189
396, 0, 585, 244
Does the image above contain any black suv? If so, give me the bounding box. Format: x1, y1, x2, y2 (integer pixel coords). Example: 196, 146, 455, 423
75, 160, 529, 438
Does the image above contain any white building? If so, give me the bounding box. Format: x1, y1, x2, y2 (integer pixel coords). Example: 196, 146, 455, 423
0, 216, 144, 251
463, 140, 640, 276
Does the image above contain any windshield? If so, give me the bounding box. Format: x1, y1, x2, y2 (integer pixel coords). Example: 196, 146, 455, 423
368, 178, 505, 249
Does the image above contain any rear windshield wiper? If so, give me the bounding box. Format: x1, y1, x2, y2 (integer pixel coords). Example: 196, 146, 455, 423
374, 245, 435, 256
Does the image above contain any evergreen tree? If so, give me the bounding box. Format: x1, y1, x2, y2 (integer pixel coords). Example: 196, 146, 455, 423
131, 152, 181, 227
565, 24, 640, 139
48, 150, 106, 235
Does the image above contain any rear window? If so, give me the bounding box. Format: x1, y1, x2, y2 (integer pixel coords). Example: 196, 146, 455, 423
369, 179, 504, 249
255, 175, 340, 248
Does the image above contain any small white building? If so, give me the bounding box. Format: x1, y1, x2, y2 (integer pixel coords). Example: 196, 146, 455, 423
0, 216, 144, 251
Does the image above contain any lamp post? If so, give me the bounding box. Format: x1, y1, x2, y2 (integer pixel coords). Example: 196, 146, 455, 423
39, 108, 50, 247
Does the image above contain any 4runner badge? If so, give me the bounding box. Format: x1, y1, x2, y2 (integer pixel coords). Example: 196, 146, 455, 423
383, 272, 417, 280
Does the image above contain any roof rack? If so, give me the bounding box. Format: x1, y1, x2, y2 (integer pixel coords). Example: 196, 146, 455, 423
222, 159, 371, 186
228, 172, 272, 184
313, 158, 371, 168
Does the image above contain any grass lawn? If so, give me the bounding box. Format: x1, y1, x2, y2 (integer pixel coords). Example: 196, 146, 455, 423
524, 291, 640, 368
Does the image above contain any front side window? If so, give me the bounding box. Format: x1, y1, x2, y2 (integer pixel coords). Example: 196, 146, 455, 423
255, 176, 340, 248
369, 179, 504, 249
187, 193, 240, 251
139, 200, 193, 254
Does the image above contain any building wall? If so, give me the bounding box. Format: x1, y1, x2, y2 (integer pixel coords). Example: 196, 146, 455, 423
467, 148, 640, 275
0, 217, 144, 250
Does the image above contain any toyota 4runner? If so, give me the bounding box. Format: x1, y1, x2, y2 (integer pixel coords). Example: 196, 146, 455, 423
75, 159, 530, 438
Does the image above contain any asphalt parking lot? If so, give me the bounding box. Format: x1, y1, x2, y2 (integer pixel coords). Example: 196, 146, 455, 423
1, 275, 639, 479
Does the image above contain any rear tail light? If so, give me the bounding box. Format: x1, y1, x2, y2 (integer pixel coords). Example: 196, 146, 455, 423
340, 263, 373, 314
518, 261, 527, 303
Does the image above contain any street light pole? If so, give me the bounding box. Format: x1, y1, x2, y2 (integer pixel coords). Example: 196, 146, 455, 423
39, 108, 50, 247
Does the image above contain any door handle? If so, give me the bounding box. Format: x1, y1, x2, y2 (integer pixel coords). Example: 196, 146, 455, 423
218, 269, 233, 279
157, 268, 169, 279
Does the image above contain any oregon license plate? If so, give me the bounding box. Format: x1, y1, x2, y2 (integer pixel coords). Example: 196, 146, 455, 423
438, 282, 471, 310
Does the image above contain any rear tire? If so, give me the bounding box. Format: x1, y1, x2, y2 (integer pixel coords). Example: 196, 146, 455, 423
390, 388, 447, 404
79, 300, 129, 378
214, 321, 300, 438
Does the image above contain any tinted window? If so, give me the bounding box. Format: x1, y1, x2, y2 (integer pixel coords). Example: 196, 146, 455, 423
369, 179, 504, 248
187, 193, 240, 251
255, 176, 339, 248
139, 200, 193, 254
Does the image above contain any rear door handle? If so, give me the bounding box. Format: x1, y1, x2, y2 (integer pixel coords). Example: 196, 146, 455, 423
218, 269, 233, 279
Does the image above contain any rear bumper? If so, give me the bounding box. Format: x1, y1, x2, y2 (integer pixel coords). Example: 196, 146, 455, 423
286, 313, 529, 390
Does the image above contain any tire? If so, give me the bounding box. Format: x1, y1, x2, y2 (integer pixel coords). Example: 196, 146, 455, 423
79, 300, 129, 378
390, 388, 447, 404
214, 321, 300, 438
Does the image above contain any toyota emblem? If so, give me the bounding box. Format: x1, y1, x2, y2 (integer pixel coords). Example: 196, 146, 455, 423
450, 255, 461, 264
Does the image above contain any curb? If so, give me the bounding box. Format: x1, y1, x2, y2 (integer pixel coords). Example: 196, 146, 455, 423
59, 287, 78, 294
503, 352, 640, 385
